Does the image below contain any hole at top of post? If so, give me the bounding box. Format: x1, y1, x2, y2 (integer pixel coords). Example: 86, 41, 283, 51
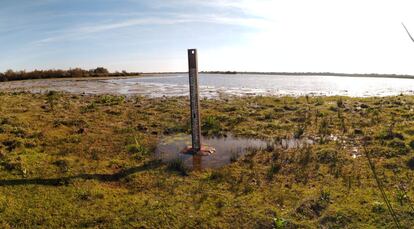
191, 50, 195, 54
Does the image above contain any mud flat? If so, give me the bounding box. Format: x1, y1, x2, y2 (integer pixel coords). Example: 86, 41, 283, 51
2, 73, 414, 98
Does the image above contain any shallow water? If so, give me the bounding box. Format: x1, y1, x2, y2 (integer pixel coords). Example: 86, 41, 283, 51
155, 134, 313, 169
1, 74, 414, 97
155, 134, 267, 169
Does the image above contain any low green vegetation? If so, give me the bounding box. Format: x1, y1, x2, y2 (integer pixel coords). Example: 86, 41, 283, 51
0, 92, 413, 228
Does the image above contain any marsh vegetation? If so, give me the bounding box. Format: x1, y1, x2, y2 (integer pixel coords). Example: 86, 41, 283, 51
0, 92, 413, 228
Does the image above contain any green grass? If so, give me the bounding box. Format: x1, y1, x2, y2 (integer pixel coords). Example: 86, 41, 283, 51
0, 92, 413, 228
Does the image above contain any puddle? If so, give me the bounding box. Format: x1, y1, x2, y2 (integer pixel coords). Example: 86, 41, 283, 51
155, 134, 268, 169
155, 134, 313, 169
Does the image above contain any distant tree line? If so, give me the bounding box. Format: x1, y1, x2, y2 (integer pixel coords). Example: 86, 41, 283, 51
0, 67, 141, 82
201, 71, 414, 79
201, 71, 237, 74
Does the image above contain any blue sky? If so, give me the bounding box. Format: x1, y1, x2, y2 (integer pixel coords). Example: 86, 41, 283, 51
1, 0, 414, 73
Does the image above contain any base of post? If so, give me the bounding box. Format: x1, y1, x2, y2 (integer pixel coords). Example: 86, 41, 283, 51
182, 145, 216, 156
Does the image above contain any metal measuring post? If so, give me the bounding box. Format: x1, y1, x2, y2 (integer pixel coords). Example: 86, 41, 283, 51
188, 49, 201, 152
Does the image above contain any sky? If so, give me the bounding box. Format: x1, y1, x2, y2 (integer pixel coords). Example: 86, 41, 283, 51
1, 0, 414, 74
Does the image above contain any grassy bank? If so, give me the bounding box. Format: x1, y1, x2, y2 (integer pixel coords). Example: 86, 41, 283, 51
0, 92, 413, 228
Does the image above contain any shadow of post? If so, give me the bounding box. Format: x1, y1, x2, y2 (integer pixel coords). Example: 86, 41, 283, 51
0, 160, 162, 187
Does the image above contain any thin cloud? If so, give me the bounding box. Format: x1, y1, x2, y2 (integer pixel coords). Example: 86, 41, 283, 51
34, 13, 267, 44
32, 0, 267, 44
78, 18, 191, 33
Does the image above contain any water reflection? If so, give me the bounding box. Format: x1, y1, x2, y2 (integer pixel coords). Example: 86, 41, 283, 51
155, 134, 268, 169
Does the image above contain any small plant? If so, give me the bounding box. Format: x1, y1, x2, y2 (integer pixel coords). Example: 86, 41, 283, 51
339, 117, 347, 133
202, 116, 222, 135
298, 146, 313, 167
53, 160, 69, 173
265, 143, 275, 152
318, 118, 330, 138
305, 95, 310, 104
395, 190, 409, 206
126, 144, 148, 155
46, 90, 59, 111
96, 95, 125, 106
230, 151, 239, 163
167, 159, 189, 176
76, 189, 104, 201
293, 125, 305, 139
320, 190, 331, 202
336, 98, 344, 108
11, 127, 26, 137
273, 217, 287, 229
264, 112, 273, 120
372, 201, 386, 213
126, 137, 149, 159
405, 129, 414, 136
267, 163, 281, 180
208, 170, 224, 180
296, 190, 331, 219
387, 139, 410, 157
370, 109, 380, 124
315, 97, 324, 106
0, 195, 6, 213
80, 102, 97, 113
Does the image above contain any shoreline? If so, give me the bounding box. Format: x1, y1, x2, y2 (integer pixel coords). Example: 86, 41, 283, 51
148, 71, 414, 80
1, 71, 414, 83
